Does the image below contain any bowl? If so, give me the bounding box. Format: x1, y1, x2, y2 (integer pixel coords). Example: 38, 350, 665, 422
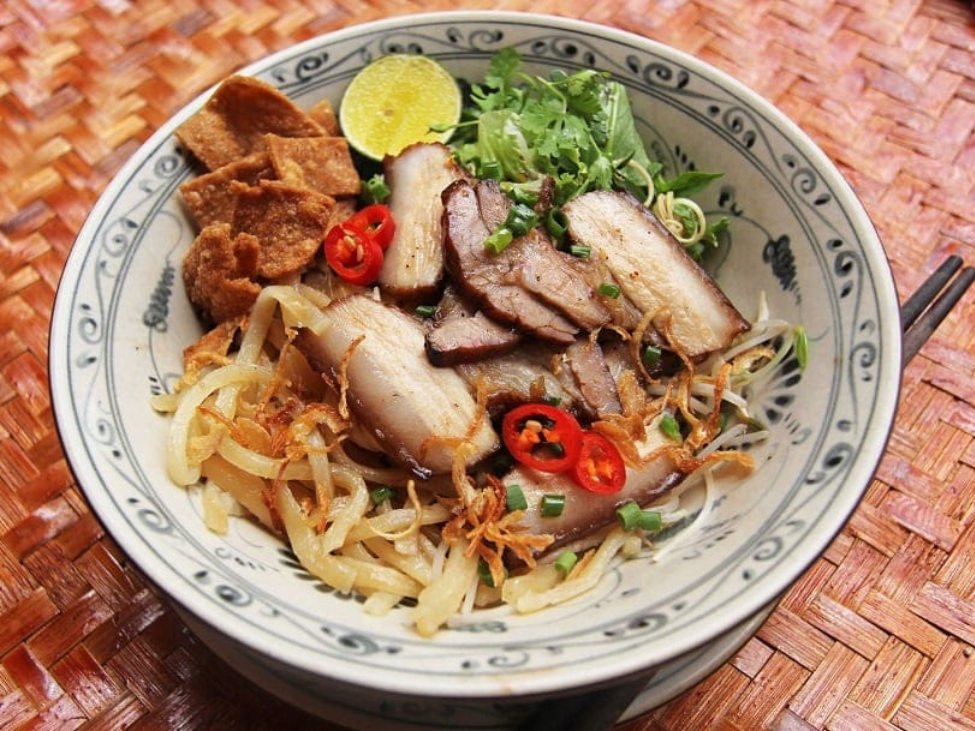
49, 11, 901, 730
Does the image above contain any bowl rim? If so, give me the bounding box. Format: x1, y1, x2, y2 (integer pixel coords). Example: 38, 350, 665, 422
49, 9, 902, 701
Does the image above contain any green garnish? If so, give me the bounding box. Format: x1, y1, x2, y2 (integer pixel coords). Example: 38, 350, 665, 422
659, 414, 682, 441
569, 245, 591, 258
477, 558, 506, 588
545, 207, 568, 242
506, 484, 528, 512
544, 393, 562, 407
370, 485, 395, 505
414, 305, 436, 318
597, 282, 621, 298
361, 174, 390, 205
794, 326, 808, 371
504, 203, 539, 237
617, 503, 662, 532
641, 344, 662, 369
653, 170, 724, 198
451, 48, 659, 208
540, 494, 566, 517
484, 227, 514, 254
554, 550, 578, 575
616, 502, 642, 531
639, 510, 662, 533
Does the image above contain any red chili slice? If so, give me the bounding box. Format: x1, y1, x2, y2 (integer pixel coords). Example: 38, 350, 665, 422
324, 223, 384, 286
502, 403, 583, 473
347, 204, 396, 250
573, 431, 626, 494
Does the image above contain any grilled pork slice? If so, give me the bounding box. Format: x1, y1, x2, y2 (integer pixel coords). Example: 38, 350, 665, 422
562, 191, 749, 357
294, 295, 498, 478
456, 344, 580, 417
425, 287, 521, 366
563, 338, 622, 419
378, 143, 466, 298
506, 423, 690, 555
442, 180, 610, 343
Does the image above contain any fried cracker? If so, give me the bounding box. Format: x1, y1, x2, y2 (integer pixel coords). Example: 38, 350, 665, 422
179, 153, 275, 228
183, 223, 262, 322
231, 180, 335, 280
308, 98, 340, 136
265, 134, 361, 197
327, 197, 359, 232
175, 75, 326, 171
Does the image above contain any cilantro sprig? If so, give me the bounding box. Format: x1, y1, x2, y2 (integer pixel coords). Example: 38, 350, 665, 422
448, 48, 659, 208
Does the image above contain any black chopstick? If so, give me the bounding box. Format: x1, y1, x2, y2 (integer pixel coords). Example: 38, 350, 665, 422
514, 256, 973, 731
902, 261, 975, 364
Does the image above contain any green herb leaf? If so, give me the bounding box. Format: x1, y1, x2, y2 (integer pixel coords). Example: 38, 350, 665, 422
414, 305, 436, 318
659, 414, 682, 441
654, 170, 723, 198
703, 216, 730, 247
794, 326, 809, 371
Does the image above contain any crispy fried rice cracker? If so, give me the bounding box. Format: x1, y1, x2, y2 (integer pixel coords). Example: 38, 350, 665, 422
179, 153, 275, 228
265, 135, 361, 198
175, 76, 326, 171
231, 180, 335, 280
182, 224, 261, 322
307, 98, 340, 136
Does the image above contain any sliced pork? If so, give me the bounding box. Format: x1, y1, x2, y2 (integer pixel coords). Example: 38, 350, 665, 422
294, 294, 498, 478
562, 191, 749, 357
563, 338, 622, 418
442, 180, 611, 343
425, 288, 521, 366
378, 143, 466, 298
505, 423, 690, 555
456, 344, 580, 417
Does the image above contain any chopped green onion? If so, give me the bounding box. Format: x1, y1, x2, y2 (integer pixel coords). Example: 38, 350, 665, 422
504, 203, 539, 237
569, 245, 591, 258
718, 412, 728, 433
362, 174, 390, 205
639, 510, 662, 533
484, 226, 514, 254
507, 186, 539, 208
477, 558, 498, 587
659, 414, 682, 441
616, 502, 643, 531
506, 484, 528, 512
414, 305, 436, 318
794, 326, 808, 371
544, 393, 562, 407
641, 344, 662, 369
546, 208, 568, 242
540, 494, 566, 517
546, 441, 565, 458
597, 282, 621, 298
554, 550, 578, 575
370, 485, 395, 505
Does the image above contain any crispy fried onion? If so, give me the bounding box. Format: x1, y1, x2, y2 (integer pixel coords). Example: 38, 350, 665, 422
443, 475, 554, 588
336, 334, 364, 421
367, 480, 424, 542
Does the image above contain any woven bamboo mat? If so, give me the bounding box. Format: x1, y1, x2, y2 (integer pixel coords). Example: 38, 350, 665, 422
2, 1, 975, 729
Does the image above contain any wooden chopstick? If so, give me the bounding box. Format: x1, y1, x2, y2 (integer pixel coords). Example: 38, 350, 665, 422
902, 258, 975, 364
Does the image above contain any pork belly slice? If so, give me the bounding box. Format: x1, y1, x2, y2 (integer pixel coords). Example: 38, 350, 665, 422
294, 295, 498, 478
442, 180, 609, 344
505, 424, 690, 555
562, 191, 749, 357
378, 143, 466, 298
563, 338, 622, 419
425, 287, 521, 366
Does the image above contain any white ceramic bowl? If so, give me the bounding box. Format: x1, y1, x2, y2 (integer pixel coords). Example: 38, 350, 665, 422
50, 11, 901, 730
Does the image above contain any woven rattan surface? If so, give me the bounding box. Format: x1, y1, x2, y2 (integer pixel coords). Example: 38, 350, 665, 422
3, 1, 975, 730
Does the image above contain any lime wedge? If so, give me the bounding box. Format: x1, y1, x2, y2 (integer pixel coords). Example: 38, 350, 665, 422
339, 54, 461, 161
